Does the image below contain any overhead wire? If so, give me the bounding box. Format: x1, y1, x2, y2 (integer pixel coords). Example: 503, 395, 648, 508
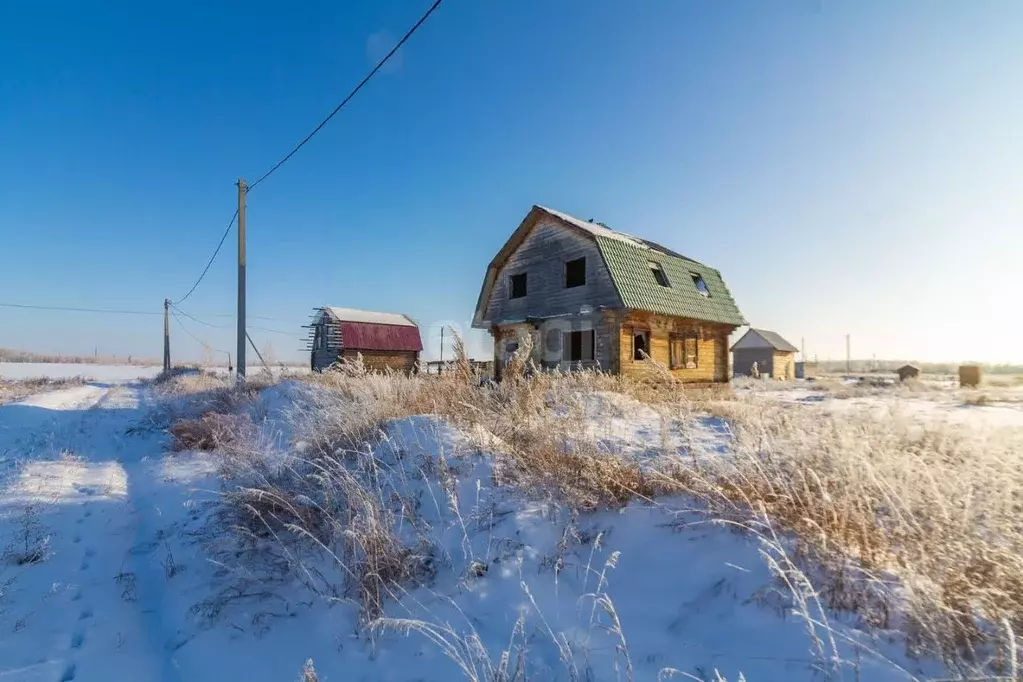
173, 209, 239, 305
0, 302, 162, 315
169, 308, 232, 357
18, 3, 446, 344
172, 304, 293, 336
246, 0, 445, 192
170, 304, 231, 329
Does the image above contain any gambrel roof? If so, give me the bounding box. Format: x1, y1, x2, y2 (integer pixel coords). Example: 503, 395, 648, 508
473, 205, 746, 327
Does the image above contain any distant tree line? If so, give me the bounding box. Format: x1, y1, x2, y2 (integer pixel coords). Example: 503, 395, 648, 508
0, 348, 157, 365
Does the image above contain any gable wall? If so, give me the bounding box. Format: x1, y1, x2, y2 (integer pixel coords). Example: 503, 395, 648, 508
732, 347, 774, 378
483, 219, 622, 325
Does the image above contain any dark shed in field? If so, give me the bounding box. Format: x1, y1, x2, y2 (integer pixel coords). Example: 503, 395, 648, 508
896, 364, 921, 382
731, 328, 799, 380
308, 307, 422, 373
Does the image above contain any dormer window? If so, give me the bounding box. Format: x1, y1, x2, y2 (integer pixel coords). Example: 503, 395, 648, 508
649, 261, 670, 287
691, 274, 710, 297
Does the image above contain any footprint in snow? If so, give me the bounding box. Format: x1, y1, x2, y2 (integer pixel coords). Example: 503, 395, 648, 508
70, 631, 84, 649
78, 607, 93, 621
59, 663, 76, 681
84, 548, 95, 558
72, 536, 81, 544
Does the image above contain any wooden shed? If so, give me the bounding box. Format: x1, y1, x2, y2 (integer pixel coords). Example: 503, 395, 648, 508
731, 329, 799, 380
896, 364, 920, 382
307, 307, 422, 373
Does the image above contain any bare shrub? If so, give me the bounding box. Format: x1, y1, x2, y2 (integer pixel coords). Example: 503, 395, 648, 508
170, 412, 247, 452
299, 659, 318, 682
0, 376, 88, 405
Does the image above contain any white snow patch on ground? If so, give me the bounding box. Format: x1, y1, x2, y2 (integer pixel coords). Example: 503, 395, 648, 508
0, 363, 163, 382
0, 379, 949, 681
758, 384, 1023, 429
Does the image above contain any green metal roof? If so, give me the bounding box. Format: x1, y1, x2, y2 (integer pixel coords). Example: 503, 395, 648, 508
595, 235, 746, 326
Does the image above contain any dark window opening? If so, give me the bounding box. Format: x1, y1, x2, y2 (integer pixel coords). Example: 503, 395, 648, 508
649, 262, 670, 287
510, 273, 527, 299
633, 330, 649, 361
565, 257, 586, 288
566, 330, 595, 362
691, 274, 710, 297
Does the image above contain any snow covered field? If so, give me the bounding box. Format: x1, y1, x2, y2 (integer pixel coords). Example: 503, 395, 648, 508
0, 371, 1018, 681
0, 363, 163, 382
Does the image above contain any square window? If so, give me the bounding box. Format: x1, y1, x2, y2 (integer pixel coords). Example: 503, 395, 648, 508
691, 274, 710, 297
565, 257, 586, 288
510, 273, 527, 299
565, 330, 594, 362
649, 262, 670, 287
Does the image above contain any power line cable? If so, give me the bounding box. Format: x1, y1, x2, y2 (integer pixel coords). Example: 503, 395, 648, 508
174, 304, 294, 335
246, 0, 444, 192
170, 308, 232, 357
0, 302, 162, 316
247, 324, 294, 336
171, 304, 231, 329
173, 209, 239, 305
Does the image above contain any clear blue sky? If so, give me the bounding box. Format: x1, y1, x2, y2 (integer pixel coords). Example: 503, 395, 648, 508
2, 1, 1021, 364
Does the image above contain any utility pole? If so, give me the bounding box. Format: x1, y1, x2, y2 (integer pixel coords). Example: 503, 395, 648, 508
801, 337, 805, 362
163, 298, 171, 373
237, 178, 247, 383
439, 326, 445, 375
845, 334, 851, 373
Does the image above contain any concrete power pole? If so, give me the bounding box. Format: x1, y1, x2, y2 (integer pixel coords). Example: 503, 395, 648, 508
846, 334, 851, 373
237, 179, 247, 383
439, 326, 445, 375
163, 298, 171, 373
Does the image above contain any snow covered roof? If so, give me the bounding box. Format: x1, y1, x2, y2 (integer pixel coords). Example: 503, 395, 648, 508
324, 307, 417, 328
535, 206, 649, 249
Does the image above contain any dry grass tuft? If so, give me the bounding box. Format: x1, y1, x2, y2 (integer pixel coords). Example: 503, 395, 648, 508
169, 412, 247, 451
175, 338, 1023, 676
0, 375, 89, 405
671, 394, 1023, 673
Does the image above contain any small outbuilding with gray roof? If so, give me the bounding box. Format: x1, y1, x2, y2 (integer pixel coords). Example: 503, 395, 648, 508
731, 328, 800, 380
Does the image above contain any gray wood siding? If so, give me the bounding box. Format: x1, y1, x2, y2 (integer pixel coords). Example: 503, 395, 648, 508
311, 319, 342, 371
732, 348, 774, 378
484, 219, 622, 325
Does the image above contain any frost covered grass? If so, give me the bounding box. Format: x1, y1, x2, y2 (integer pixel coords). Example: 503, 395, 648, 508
689, 395, 1023, 675
165, 340, 1023, 680
0, 375, 88, 405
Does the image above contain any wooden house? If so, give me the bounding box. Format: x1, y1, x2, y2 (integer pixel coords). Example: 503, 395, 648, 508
308, 307, 422, 373
731, 329, 799, 380
471, 205, 746, 382
896, 364, 920, 382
